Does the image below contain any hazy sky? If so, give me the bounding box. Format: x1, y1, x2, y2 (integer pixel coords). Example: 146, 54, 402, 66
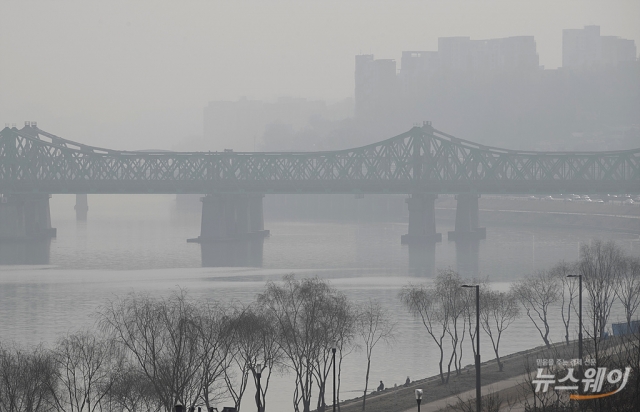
1, 0, 638, 149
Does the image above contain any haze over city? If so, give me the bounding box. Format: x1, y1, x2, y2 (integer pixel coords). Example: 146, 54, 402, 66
1, 0, 638, 151
1, 1, 640, 412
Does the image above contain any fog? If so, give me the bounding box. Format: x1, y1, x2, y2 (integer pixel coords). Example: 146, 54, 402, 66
2, 3, 640, 410
1, 0, 638, 151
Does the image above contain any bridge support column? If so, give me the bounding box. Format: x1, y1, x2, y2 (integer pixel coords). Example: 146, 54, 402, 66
248, 194, 265, 233
0, 194, 57, 241
447, 194, 486, 241
401, 194, 441, 244
187, 194, 269, 243
75, 194, 88, 221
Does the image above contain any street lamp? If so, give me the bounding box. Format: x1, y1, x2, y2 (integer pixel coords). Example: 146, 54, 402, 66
567, 275, 583, 381
255, 364, 262, 412
415, 389, 423, 412
174, 401, 184, 412
332, 343, 337, 412
462, 284, 481, 412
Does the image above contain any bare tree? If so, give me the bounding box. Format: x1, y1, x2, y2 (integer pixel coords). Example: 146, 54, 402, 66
195, 301, 234, 410
356, 299, 395, 411
98, 290, 227, 411
464, 285, 479, 359
578, 240, 624, 364
223, 305, 282, 412
400, 283, 448, 384
50, 331, 122, 412
615, 255, 640, 327
258, 275, 347, 412
438, 270, 468, 377
331, 298, 357, 412
312, 292, 354, 412
511, 270, 560, 348
0, 344, 57, 412
107, 364, 161, 412
479, 289, 520, 372
400, 270, 468, 384
550, 261, 579, 345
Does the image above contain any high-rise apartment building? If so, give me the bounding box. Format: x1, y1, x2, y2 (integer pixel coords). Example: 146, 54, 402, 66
437, 35, 539, 72
354, 55, 398, 119
563, 25, 637, 68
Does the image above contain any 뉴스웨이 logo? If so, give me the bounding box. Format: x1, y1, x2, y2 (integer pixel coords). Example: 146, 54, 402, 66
532, 358, 632, 400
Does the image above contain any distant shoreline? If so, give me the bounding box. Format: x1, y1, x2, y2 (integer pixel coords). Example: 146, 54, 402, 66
437, 196, 640, 234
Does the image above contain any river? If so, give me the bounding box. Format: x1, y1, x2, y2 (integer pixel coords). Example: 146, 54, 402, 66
0, 194, 637, 411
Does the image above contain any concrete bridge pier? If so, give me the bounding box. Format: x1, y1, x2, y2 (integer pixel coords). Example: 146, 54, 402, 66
447, 194, 486, 241
248, 194, 265, 233
187, 194, 269, 243
75, 194, 88, 221
0, 194, 57, 241
401, 194, 442, 244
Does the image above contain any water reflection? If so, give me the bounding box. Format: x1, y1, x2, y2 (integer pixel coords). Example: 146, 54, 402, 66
454, 239, 480, 278
407, 242, 436, 277
0, 240, 51, 265
200, 239, 264, 267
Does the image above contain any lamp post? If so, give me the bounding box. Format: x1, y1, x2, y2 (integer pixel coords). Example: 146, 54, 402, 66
255, 364, 262, 412
332, 344, 337, 412
462, 284, 481, 412
415, 389, 423, 412
174, 401, 184, 412
567, 274, 583, 381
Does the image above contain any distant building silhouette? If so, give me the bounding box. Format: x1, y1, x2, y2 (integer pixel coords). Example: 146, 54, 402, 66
563, 25, 637, 69
355, 55, 398, 121
438, 35, 539, 73
203, 97, 329, 152
354, 28, 638, 151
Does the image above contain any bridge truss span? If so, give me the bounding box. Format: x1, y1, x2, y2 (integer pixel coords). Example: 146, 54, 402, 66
0, 122, 639, 195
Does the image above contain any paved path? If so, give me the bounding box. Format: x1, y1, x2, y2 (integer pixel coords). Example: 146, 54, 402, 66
401, 374, 530, 412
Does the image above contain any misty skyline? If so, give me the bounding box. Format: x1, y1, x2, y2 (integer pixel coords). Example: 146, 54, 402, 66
1, 0, 638, 150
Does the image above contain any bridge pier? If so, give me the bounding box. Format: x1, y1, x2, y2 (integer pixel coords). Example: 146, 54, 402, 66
187, 194, 269, 243
75, 194, 88, 221
0, 194, 57, 241
447, 194, 486, 241
401, 194, 442, 244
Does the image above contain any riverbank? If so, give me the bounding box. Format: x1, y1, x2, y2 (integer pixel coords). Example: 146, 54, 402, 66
333, 340, 581, 412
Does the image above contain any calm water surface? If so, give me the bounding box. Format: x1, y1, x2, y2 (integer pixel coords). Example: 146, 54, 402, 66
0, 194, 638, 411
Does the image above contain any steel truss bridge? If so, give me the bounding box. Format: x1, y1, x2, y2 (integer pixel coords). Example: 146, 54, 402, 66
1, 122, 639, 195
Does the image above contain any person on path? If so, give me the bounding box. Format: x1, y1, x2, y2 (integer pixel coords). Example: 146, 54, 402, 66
377, 380, 384, 391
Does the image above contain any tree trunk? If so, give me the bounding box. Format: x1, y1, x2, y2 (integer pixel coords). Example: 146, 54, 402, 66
438, 345, 445, 384
362, 357, 371, 411
317, 380, 326, 412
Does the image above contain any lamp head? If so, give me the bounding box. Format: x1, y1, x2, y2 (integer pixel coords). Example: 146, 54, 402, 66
256, 363, 262, 374
415, 389, 423, 400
